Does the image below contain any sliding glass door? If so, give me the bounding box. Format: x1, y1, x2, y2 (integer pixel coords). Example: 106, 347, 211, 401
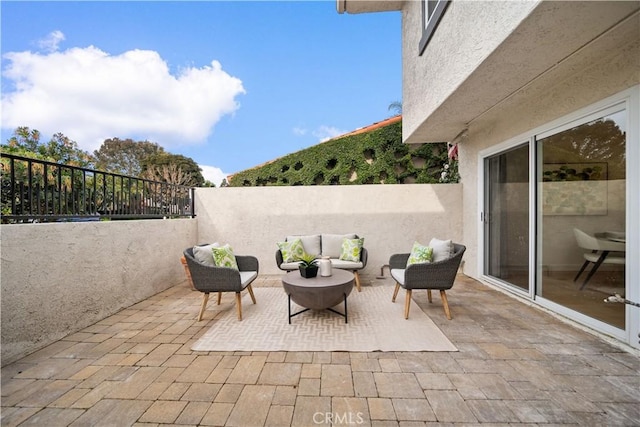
482, 101, 627, 332
483, 144, 530, 292
537, 105, 626, 329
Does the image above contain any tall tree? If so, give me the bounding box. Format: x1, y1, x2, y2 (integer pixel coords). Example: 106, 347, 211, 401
2, 127, 94, 168
94, 138, 165, 176
142, 153, 205, 186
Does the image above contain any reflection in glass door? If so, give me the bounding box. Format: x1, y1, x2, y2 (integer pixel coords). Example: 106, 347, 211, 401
537, 107, 626, 329
483, 144, 530, 291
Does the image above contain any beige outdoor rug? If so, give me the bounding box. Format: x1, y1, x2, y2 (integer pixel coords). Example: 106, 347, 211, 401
191, 285, 457, 352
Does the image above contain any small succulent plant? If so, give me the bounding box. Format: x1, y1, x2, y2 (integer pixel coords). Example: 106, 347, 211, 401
298, 253, 318, 268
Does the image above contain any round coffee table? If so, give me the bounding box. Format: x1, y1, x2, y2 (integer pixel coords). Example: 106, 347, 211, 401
282, 269, 355, 323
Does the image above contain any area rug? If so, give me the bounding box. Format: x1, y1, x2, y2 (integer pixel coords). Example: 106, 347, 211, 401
191, 285, 457, 352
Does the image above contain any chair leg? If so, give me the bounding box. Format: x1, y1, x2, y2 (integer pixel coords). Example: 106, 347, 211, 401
198, 293, 210, 321
427, 289, 432, 303
440, 290, 451, 320
580, 251, 609, 290
235, 292, 243, 321
352, 271, 362, 292
392, 282, 400, 302
247, 284, 257, 304
404, 289, 412, 319
573, 260, 590, 282
217, 292, 222, 305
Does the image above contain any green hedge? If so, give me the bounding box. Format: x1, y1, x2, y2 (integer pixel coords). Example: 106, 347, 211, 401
228, 120, 451, 186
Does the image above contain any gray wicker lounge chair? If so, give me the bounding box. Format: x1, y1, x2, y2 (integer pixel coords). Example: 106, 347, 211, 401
183, 246, 259, 321
389, 243, 466, 319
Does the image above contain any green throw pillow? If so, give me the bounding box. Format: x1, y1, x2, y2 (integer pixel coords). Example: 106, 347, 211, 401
407, 241, 433, 266
212, 244, 238, 270
340, 238, 364, 262
277, 238, 306, 263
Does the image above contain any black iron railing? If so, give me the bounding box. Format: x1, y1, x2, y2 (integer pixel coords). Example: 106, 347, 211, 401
1, 153, 195, 223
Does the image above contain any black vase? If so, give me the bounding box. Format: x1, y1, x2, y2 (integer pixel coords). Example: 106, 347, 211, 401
299, 265, 318, 278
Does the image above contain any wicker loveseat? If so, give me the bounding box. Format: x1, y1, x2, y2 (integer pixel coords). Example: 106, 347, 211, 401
275, 233, 368, 291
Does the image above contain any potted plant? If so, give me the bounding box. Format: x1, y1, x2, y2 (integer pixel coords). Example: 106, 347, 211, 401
298, 253, 319, 278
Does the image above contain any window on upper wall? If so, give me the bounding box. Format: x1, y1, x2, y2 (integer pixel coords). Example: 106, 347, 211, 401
419, 0, 450, 55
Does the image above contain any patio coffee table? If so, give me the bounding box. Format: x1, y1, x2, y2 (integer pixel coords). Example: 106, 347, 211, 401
282, 269, 354, 324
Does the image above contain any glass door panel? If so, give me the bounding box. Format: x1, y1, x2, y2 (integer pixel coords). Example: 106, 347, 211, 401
537, 108, 626, 329
484, 143, 530, 291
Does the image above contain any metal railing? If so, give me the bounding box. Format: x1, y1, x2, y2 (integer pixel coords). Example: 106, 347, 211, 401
1, 153, 195, 223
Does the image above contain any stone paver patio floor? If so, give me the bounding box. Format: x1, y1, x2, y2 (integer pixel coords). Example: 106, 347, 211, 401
2, 275, 639, 426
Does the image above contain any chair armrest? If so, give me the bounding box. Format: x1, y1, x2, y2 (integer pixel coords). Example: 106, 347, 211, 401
389, 253, 410, 270
360, 247, 368, 268
183, 249, 243, 292
275, 250, 288, 270
236, 255, 259, 272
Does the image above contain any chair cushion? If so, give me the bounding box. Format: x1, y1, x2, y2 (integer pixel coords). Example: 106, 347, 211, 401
240, 271, 258, 286
280, 261, 301, 270
192, 242, 220, 266
277, 238, 305, 263
407, 241, 433, 266
429, 238, 453, 262
340, 237, 364, 262
391, 268, 405, 285
331, 258, 363, 270
212, 244, 239, 270
287, 234, 321, 257
321, 233, 356, 258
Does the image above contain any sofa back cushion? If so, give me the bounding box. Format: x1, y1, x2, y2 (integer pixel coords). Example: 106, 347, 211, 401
321, 233, 357, 258
287, 234, 321, 257
429, 238, 454, 262
193, 242, 220, 266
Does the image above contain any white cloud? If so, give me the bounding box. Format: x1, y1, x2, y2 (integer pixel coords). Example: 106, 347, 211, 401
1, 33, 246, 152
199, 164, 228, 187
292, 126, 307, 136
313, 125, 347, 142
37, 30, 65, 53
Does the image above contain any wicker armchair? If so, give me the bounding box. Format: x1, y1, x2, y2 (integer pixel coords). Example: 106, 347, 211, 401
183, 247, 259, 321
389, 243, 466, 320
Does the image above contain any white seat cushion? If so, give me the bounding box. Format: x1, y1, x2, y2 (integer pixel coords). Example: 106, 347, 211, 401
240, 271, 258, 286
390, 268, 405, 285
331, 259, 363, 270
279, 261, 301, 270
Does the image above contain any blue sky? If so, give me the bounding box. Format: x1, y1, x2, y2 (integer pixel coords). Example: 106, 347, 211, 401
1, 1, 401, 185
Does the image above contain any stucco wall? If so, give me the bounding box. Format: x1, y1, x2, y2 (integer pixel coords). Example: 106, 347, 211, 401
194, 185, 463, 276
1, 184, 462, 365
1, 219, 197, 365
401, 1, 639, 144
401, 0, 537, 142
